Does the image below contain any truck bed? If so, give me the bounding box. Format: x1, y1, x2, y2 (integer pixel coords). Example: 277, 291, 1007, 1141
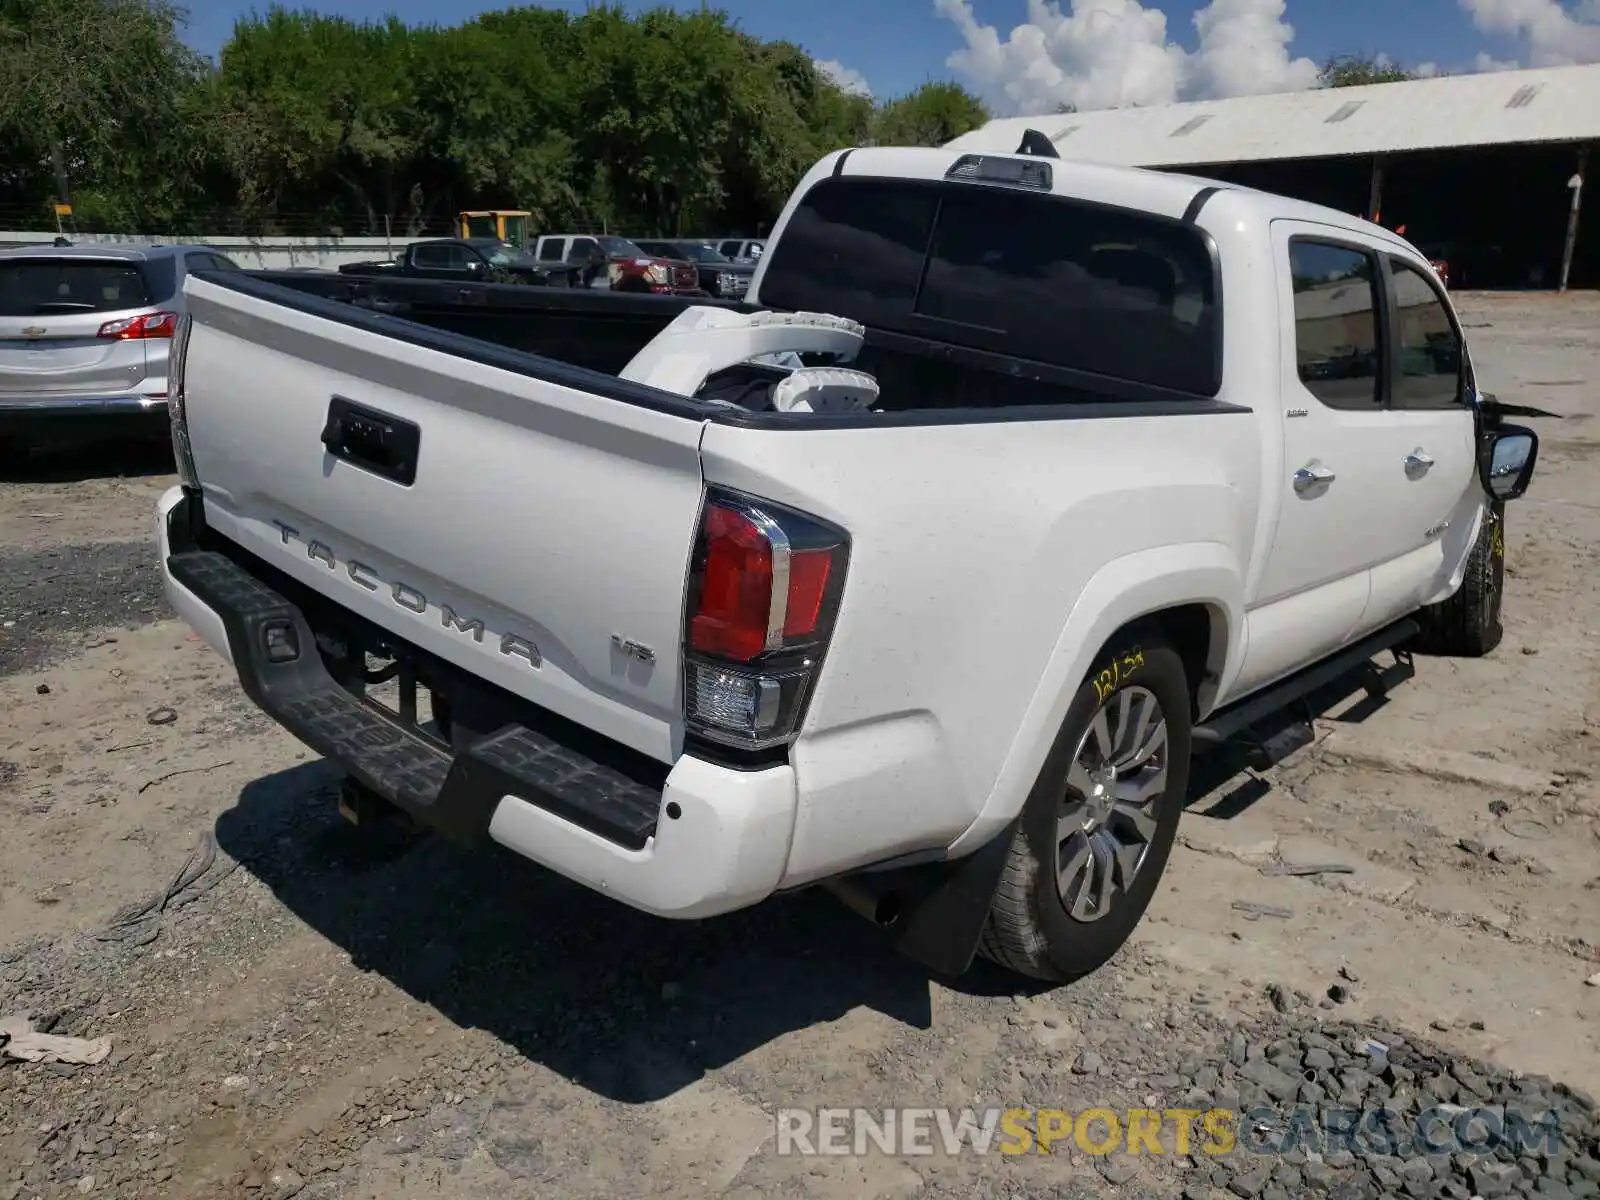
252, 269, 748, 379
243, 269, 1224, 415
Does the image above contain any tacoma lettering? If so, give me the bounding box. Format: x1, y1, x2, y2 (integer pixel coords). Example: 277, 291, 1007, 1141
270, 519, 537, 666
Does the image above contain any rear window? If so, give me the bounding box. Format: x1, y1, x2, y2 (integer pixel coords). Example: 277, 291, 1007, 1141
761, 178, 1221, 397
760, 180, 939, 330
0, 257, 167, 316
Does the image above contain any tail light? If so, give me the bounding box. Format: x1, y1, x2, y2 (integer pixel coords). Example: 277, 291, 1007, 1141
167, 313, 199, 487
98, 311, 178, 340
683, 490, 849, 752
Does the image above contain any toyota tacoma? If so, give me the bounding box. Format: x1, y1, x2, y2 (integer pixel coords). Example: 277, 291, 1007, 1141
154, 136, 1539, 982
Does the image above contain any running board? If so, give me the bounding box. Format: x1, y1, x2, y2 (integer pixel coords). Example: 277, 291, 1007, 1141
1192, 617, 1420, 747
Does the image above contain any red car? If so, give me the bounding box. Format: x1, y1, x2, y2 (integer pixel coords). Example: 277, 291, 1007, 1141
531, 234, 702, 295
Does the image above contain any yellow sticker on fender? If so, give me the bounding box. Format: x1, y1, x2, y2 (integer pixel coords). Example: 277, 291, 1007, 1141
1093, 647, 1145, 704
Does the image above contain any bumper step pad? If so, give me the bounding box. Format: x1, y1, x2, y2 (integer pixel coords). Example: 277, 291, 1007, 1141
167, 549, 663, 849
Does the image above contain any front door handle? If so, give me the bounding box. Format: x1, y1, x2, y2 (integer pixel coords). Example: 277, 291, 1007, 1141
1293, 465, 1336, 494
1404, 449, 1435, 478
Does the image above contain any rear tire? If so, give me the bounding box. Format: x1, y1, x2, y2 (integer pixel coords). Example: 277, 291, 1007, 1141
978, 637, 1191, 983
1413, 501, 1504, 658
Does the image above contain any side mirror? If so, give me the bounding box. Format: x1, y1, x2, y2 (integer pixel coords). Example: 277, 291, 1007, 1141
1479, 423, 1538, 501
466, 259, 486, 274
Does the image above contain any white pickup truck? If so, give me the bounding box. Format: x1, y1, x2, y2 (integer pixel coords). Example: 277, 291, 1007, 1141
155, 135, 1540, 983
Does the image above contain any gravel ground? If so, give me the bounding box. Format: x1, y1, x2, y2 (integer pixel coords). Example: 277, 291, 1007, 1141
0, 445, 174, 677
1, 293, 1598, 1200
0, 542, 167, 676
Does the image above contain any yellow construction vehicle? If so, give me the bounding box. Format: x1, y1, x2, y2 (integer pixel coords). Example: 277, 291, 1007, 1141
457, 210, 531, 249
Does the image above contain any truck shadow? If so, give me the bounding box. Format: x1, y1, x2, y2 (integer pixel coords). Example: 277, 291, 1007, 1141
215, 761, 945, 1103
213, 650, 1410, 1101
1185, 649, 1415, 817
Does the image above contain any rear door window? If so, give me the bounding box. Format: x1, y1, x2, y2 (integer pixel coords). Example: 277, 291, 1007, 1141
1287, 239, 1383, 411
759, 178, 1221, 397
537, 238, 566, 262
412, 244, 451, 269
0, 259, 153, 315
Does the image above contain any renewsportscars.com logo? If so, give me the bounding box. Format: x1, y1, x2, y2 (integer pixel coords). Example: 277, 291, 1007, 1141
774, 1105, 1565, 1159
778, 1107, 1234, 1157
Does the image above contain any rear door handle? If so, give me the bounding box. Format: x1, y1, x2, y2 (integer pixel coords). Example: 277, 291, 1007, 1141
1404, 449, 1435, 477
1293, 465, 1336, 494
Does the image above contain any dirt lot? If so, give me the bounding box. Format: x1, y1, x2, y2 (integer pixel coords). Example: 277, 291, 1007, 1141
2, 293, 1598, 1200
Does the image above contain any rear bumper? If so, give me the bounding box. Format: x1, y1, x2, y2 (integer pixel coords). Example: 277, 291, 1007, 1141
0, 394, 168, 441
155, 485, 798, 919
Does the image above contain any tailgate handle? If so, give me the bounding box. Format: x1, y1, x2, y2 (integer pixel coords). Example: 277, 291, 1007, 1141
320, 396, 420, 487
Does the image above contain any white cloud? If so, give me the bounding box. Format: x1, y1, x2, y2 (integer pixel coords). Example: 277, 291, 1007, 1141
1189, 0, 1320, 99
935, 0, 1184, 112
1474, 49, 1523, 70
1460, 0, 1600, 66
934, 0, 1318, 115
814, 58, 875, 99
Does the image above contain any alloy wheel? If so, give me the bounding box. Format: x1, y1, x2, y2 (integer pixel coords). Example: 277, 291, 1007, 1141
1054, 686, 1170, 923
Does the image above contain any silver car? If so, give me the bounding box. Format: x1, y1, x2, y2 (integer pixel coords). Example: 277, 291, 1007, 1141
0, 243, 240, 449
712, 238, 766, 265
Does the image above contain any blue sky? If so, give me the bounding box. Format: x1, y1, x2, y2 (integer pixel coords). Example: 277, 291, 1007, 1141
180, 1, 1588, 112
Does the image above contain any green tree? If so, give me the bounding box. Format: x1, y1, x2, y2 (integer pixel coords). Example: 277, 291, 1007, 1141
0, 1, 991, 237
0, 0, 209, 229
415, 8, 583, 231
871, 82, 990, 147
716, 39, 867, 235
566, 6, 744, 234
208, 10, 432, 233
1319, 53, 1417, 88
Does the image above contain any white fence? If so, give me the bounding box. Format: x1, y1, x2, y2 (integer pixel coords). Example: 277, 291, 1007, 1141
0, 230, 428, 271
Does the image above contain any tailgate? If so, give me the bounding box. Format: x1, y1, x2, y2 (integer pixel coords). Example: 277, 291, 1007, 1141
179, 275, 708, 762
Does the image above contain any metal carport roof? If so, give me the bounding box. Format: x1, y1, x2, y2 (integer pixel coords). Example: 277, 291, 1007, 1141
945, 62, 1600, 168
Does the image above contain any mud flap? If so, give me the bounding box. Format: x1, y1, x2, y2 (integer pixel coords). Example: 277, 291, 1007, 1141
821, 817, 1020, 979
